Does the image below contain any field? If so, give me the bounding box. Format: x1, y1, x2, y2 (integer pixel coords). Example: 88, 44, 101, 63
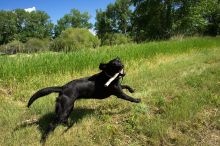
0, 37, 220, 146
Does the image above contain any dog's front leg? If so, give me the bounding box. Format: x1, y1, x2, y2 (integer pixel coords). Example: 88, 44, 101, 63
114, 90, 141, 103
121, 85, 135, 93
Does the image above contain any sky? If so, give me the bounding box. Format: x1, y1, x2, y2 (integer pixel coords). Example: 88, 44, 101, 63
0, 0, 116, 25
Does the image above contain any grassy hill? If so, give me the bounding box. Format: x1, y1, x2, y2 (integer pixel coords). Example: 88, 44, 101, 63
0, 37, 219, 146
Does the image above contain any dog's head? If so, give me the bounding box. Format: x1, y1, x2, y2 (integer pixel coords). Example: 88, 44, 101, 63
99, 57, 125, 77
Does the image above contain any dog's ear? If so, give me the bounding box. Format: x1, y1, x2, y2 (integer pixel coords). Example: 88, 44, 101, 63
116, 56, 120, 60
99, 63, 106, 70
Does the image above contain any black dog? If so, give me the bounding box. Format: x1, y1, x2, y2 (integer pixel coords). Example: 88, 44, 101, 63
27, 57, 140, 142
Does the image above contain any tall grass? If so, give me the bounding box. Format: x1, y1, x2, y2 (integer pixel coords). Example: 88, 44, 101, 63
1, 37, 220, 81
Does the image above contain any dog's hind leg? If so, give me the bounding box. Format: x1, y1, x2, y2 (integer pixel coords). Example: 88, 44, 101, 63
55, 95, 75, 125
40, 119, 57, 144
40, 95, 75, 143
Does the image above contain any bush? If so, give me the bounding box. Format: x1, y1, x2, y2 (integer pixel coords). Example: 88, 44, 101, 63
101, 33, 132, 46
0, 40, 25, 54
0, 38, 50, 54
24, 38, 50, 53
50, 28, 100, 52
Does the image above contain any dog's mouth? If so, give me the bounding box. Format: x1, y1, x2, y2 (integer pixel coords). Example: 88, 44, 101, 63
104, 68, 125, 87
116, 64, 125, 75
119, 69, 125, 77
112, 63, 125, 77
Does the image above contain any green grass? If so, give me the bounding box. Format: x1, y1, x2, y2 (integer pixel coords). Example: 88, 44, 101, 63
1, 37, 220, 81
0, 37, 220, 146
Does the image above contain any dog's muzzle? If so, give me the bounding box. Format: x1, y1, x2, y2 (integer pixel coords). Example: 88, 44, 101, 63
104, 69, 125, 87
119, 69, 125, 77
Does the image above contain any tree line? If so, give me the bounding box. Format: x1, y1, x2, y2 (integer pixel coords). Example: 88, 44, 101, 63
96, 0, 220, 44
0, 0, 219, 46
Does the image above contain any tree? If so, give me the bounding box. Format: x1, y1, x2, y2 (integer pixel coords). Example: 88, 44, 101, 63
21, 10, 53, 41
54, 9, 92, 37
95, 9, 110, 44
95, 0, 132, 45
115, 0, 132, 34
131, 0, 220, 41
201, 0, 220, 36
173, 0, 220, 35
131, 0, 175, 41
0, 11, 17, 44
13, 9, 28, 41
0, 9, 53, 44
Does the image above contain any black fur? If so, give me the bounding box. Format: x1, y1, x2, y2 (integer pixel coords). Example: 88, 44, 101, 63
27, 57, 140, 143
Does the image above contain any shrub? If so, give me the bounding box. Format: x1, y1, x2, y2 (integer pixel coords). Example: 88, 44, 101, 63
50, 28, 100, 52
102, 33, 132, 46
0, 40, 25, 54
24, 38, 50, 53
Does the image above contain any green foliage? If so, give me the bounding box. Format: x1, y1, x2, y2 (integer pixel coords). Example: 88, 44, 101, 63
102, 33, 132, 46
173, 0, 220, 35
17, 10, 53, 42
1, 1, 220, 46
24, 38, 50, 53
0, 38, 50, 54
0, 40, 25, 54
131, 0, 220, 40
95, 0, 132, 44
0, 9, 53, 45
51, 28, 100, 52
95, 0, 220, 41
54, 9, 92, 37
203, 0, 220, 36
95, 10, 109, 43
115, 0, 132, 34
1, 1, 219, 46
0, 10, 17, 44
132, 0, 174, 41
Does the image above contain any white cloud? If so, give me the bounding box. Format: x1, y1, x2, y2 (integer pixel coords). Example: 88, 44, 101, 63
24, 7, 36, 12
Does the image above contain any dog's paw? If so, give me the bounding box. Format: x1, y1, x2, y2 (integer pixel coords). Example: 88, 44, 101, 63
133, 98, 141, 103
129, 88, 135, 93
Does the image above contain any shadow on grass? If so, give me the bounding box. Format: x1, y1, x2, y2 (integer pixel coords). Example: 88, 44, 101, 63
14, 107, 95, 143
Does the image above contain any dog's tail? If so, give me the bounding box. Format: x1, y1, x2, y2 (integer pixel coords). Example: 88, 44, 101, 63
27, 86, 62, 107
